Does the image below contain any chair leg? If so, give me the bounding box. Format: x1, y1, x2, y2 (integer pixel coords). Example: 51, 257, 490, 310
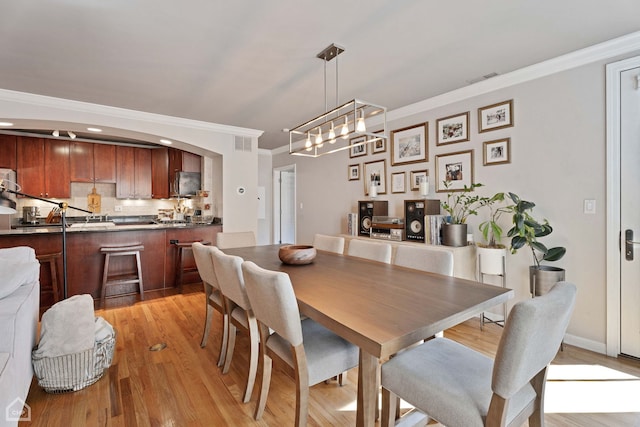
381, 387, 397, 427
243, 317, 259, 403
201, 305, 213, 348
218, 311, 228, 368
223, 322, 237, 375
254, 354, 272, 420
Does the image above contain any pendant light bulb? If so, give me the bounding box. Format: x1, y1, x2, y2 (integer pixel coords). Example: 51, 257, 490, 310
305, 132, 312, 151
328, 122, 336, 144
356, 110, 366, 133
341, 116, 349, 139
315, 127, 324, 148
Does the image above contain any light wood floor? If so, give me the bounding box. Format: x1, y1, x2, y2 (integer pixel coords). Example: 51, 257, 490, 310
21, 284, 640, 426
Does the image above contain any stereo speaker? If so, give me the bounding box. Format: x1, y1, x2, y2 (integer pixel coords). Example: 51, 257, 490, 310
358, 200, 388, 236
404, 199, 440, 242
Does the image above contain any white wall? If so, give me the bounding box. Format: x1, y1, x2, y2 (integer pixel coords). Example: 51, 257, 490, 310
272, 49, 640, 353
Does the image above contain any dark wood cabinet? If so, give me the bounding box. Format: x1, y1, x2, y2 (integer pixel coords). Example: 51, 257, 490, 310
116, 146, 152, 198
17, 137, 70, 198
169, 148, 201, 196
151, 147, 169, 199
0, 134, 17, 170
71, 142, 117, 183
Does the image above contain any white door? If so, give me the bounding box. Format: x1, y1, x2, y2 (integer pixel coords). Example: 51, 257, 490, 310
272, 165, 296, 245
620, 66, 640, 359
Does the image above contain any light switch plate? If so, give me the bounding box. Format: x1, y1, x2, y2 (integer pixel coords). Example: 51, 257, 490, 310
583, 199, 596, 214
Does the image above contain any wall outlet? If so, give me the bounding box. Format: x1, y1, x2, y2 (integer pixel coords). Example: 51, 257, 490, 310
114, 205, 123, 212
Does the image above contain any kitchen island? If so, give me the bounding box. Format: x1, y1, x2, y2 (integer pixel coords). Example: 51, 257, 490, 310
0, 222, 221, 309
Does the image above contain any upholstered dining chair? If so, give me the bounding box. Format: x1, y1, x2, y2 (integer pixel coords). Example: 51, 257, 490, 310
380, 281, 577, 427
346, 239, 392, 264
312, 234, 345, 254
241, 261, 359, 427
210, 249, 259, 403
192, 242, 227, 367
393, 245, 454, 276
216, 231, 256, 249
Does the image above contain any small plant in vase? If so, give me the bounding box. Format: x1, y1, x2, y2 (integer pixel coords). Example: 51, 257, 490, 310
476, 192, 511, 275
440, 181, 484, 247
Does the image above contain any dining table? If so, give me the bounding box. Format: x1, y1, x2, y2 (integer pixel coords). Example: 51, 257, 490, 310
223, 244, 514, 427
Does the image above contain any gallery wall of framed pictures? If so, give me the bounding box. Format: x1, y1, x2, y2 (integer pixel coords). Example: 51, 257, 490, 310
346, 99, 515, 197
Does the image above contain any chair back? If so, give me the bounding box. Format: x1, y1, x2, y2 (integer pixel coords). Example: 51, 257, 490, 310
393, 245, 454, 276
492, 281, 577, 398
312, 234, 345, 254
210, 249, 251, 310
347, 239, 392, 263
216, 231, 256, 249
192, 242, 221, 289
241, 261, 303, 346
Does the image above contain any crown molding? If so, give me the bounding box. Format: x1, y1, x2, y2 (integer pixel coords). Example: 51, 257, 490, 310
0, 88, 264, 138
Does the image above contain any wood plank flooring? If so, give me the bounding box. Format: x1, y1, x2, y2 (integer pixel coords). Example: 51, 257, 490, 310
21, 284, 640, 426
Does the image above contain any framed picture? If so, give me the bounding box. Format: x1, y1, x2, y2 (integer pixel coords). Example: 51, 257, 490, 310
478, 99, 514, 133
371, 133, 387, 154
349, 135, 368, 158
348, 163, 360, 180
410, 170, 428, 191
391, 123, 428, 166
364, 159, 387, 195
436, 112, 470, 145
391, 172, 406, 193
483, 138, 511, 166
435, 150, 474, 192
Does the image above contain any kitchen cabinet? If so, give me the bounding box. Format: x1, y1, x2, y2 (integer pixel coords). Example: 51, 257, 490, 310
70, 142, 116, 183
0, 134, 17, 170
169, 148, 201, 196
17, 136, 70, 198
151, 147, 169, 199
116, 146, 152, 198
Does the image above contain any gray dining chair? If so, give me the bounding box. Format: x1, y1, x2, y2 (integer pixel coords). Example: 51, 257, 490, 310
347, 239, 392, 263
192, 243, 227, 367
380, 281, 577, 427
312, 234, 345, 254
241, 260, 359, 427
210, 249, 259, 403
216, 231, 256, 249
393, 245, 454, 276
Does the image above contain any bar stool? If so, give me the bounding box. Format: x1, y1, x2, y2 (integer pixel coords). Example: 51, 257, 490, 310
36, 252, 62, 304
173, 240, 210, 292
100, 243, 144, 306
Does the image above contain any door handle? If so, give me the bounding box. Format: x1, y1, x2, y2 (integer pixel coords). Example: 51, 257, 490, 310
624, 229, 640, 260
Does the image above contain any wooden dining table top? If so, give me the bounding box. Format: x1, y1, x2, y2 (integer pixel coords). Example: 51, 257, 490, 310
223, 244, 514, 360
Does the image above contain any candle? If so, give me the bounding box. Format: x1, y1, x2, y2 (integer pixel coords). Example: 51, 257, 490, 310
370, 184, 378, 198
419, 180, 428, 197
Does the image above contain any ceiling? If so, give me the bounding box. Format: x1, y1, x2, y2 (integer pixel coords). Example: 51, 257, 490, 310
1, 1, 640, 151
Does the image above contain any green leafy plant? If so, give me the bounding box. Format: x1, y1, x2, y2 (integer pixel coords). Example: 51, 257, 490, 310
477, 192, 510, 248
506, 192, 566, 267
440, 181, 484, 224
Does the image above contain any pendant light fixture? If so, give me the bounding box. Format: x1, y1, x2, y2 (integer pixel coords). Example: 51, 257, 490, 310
289, 43, 387, 157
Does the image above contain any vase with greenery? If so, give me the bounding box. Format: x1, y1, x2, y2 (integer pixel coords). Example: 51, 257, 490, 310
506, 192, 567, 295
476, 191, 510, 275
440, 181, 484, 247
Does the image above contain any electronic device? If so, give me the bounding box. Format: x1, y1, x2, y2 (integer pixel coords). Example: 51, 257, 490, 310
404, 199, 440, 242
370, 216, 405, 241
358, 200, 388, 236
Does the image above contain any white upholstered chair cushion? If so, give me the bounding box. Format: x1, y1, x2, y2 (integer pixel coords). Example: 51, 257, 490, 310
393, 245, 454, 276
381, 281, 577, 427
216, 231, 256, 249
312, 234, 345, 254
346, 239, 392, 264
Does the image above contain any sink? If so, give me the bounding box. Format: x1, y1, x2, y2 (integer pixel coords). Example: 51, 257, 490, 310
68, 222, 116, 229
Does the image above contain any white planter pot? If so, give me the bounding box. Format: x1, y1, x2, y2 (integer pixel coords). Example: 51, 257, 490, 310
477, 246, 506, 276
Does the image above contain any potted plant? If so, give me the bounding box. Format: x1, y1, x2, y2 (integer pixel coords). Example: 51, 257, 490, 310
477, 192, 510, 275
440, 181, 484, 247
506, 192, 567, 296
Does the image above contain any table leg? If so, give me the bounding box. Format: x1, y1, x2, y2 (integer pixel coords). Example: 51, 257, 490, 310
356, 349, 379, 427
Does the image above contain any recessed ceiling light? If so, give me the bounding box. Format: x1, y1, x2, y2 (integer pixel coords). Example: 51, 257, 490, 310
0, 122, 13, 127
87, 127, 102, 132
159, 139, 172, 145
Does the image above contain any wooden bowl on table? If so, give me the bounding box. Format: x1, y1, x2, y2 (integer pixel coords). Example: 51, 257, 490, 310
278, 245, 317, 265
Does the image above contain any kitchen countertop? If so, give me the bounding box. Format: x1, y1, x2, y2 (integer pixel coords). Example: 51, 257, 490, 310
0, 222, 221, 235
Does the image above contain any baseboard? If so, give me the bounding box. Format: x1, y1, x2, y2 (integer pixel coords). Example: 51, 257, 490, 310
563, 333, 607, 355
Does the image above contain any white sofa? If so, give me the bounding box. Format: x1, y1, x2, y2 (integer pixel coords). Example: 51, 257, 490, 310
0, 247, 40, 427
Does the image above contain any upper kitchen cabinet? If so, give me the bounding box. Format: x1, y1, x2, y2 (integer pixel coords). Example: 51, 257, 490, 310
169, 148, 201, 174
151, 147, 169, 199
17, 137, 70, 198
70, 142, 116, 183
116, 146, 152, 199
0, 134, 17, 170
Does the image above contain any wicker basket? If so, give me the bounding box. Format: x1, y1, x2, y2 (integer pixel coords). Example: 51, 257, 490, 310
32, 331, 116, 393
